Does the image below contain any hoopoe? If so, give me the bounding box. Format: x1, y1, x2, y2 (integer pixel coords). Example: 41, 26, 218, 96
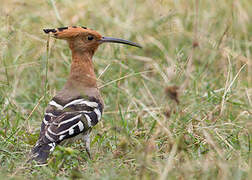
31, 26, 141, 163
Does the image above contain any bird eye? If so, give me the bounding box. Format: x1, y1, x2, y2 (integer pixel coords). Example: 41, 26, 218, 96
87, 35, 94, 41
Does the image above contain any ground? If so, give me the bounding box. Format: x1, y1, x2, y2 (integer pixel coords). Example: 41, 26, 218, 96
0, 0, 251, 179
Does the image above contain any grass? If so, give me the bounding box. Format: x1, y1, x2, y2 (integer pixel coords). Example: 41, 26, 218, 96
0, 0, 251, 179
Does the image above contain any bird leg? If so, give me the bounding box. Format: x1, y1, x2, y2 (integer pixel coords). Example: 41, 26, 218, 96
83, 130, 92, 159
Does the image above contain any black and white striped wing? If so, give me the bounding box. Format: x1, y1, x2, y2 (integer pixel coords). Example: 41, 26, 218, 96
34, 97, 103, 153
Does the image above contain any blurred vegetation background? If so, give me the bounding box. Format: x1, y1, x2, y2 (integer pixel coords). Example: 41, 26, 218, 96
0, 0, 251, 179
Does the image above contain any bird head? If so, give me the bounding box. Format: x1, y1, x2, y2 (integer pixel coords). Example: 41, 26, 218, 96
43, 26, 141, 55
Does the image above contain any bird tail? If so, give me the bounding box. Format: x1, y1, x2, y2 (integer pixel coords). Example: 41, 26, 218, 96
30, 142, 56, 164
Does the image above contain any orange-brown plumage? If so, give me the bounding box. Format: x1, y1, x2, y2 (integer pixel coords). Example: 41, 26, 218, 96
45, 26, 102, 89
68, 52, 97, 88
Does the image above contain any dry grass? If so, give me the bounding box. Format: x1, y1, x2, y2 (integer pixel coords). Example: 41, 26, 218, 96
0, 0, 251, 179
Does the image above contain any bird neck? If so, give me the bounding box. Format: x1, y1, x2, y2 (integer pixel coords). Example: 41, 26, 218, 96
66, 50, 97, 89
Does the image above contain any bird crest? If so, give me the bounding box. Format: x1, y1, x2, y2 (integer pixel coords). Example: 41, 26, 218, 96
43, 26, 142, 48
43, 26, 102, 40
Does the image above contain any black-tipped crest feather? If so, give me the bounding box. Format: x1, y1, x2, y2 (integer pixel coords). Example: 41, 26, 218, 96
43, 28, 57, 34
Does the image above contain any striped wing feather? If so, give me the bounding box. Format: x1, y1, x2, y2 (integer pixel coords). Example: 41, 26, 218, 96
31, 96, 103, 162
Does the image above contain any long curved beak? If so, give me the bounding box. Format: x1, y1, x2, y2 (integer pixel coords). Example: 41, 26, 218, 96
100, 37, 142, 48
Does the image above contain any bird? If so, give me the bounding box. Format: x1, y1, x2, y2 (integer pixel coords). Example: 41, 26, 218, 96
30, 26, 141, 163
